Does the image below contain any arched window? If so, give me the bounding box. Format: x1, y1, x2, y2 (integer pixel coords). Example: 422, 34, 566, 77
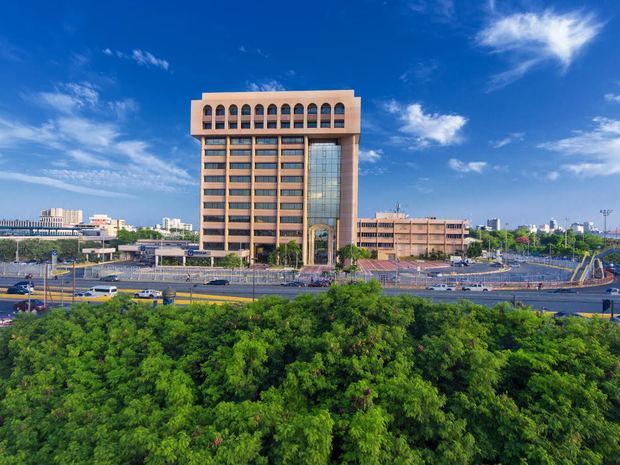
321, 103, 331, 115
241, 104, 251, 115
216, 105, 225, 116
307, 104, 317, 115
281, 104, 290, 115
255, 104, 264, 116
229, 105, 238, 116
334, 103, 345, 115
267, 104, 277, 115
294, 104, 304, 115
203, 105, 212, 116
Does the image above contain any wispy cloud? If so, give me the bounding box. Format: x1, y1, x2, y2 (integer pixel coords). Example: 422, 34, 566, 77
246, 80, 285, 92
605, 93, 620, 103
448, 158, 487, 173
103, 48, 170, 71
539, 117, 620, 176
400, 60, 439, 84
408, 0, 455, 22
36, 82, 99, 114
386, 101, 467, 148
477, 10, 602, 88
359, 148, 383, 164
490, 132, 524, 148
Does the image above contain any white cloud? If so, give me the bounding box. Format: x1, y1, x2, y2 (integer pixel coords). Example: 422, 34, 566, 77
448, 158, 488, 173
478, 10, 602, 88
103, 48, 170, 71
108, 98, 139, 119
539, 117, 620, 176
37, 82, 99, 114
547, 171, 560, 181
359, 148, 383, 164
0, 171, 131, 198
387, 101, 467, 148
238, 45, 246, 53
67, 149, 111, 168
490, 132, 524, 148
246, 80, 285, 92
605, 93, 620, 103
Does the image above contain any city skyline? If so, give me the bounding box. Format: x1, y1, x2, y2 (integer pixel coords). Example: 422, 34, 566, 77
0, 1, 619, 228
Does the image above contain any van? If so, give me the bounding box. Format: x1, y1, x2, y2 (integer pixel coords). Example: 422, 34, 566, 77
86, 286, 118, 297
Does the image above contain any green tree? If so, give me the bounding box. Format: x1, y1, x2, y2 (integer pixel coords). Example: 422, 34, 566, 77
466, 241, 483, 258
219, 253, 243, 268
269, 240, 302, 267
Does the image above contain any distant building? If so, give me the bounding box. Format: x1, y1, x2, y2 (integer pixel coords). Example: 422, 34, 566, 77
549, 218, 558, 230
161, 217, 193, 232
87, 214, 129, 237
570, 223, 585, 234
40, 208, 83, 227
539, 224, 551, 233
357, 212, 468, 260
486, 218, 501, 231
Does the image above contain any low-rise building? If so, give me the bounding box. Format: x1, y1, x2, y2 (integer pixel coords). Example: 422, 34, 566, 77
357, 212, 468, 260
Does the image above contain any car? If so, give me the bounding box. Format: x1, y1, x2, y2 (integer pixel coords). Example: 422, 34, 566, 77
134, 289, 162, 299
426, 271, 443, 277
551, 288, 577, 294
490, 262, 503, 268
74, 290, 92, 297
7, 286, 31, 295
452, 262, 466, 267
13, 281, 34, 292
280, 281, 306, 287
0, 317, 14, 327
606, 288, 620, 295
426, 284, 456, 291
100, 275, 120, 282
308, 280, 331, 287
13, 299, 47, 312
462, 283, 493, 292
509, 262, 521, 268
552, 311, 583, 319
206, 279, 230, 286
610, 316, 620, 325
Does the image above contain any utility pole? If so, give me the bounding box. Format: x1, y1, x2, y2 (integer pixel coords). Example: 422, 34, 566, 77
72, 261, 76, 305
600, 209, 613, 249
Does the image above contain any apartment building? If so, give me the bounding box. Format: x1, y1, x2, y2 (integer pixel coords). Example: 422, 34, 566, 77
357, 212, 469, 260
190, 90, 361, 265
40, 208, 83, 227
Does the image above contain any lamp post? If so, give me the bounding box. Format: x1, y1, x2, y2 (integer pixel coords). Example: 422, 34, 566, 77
600, 209, 613, 248
251, 257, 256, 302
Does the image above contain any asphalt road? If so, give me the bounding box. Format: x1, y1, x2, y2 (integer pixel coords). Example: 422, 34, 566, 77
1, 274, 618, 316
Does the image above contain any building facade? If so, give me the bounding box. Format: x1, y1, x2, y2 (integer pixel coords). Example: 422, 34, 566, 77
40, 208, 83, 227
357, 212, 469, 260
190, 90, 361, 265
161, 217, 193, 232
486, 218, 501, 231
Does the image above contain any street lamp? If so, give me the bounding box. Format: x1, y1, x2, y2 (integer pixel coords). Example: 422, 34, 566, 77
600, 209, 613, 249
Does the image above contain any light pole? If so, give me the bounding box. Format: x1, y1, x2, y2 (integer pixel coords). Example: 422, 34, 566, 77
600, 209, 613, 249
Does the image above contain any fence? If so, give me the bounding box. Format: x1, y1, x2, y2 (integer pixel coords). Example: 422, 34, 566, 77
502, 253, 579, 270
0, 262, 47, 278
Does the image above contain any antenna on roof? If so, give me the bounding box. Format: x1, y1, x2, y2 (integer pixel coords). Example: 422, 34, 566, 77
394, 203, 402, 214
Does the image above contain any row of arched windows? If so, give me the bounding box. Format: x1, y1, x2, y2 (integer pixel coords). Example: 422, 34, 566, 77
204, 103, 345, 117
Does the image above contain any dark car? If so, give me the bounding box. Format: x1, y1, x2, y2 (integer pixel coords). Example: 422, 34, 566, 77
551, 288, 577, 294
7, 286, 31, 295
553, 311, 583, 319
100, 275, 120, 282
13, 281, 34, 292
13, 299, 47, 312
308, 280, 331, 287
280, 281, 306, 287
206, 279, 230, 286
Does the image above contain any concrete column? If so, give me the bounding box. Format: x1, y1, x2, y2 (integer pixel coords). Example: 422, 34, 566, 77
182, 256, 186, 266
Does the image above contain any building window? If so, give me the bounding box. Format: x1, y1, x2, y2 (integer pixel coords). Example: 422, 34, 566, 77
229, 189, 250, 196
447, 234, 463, 239
307, 103, 317, 115
229, 122, 238, 129
280, 203, 303, 210
202, 122, 212, 129
280, 121, 290, 128
204, 188, 225, 195
203, 202, 225, 209
242, 104, 251, 115
281, 176, 303, 183
203, 228, 224, 235
281, 162, 303, 169
215, 122, 224, 129
204, 163, 225, 169
281, 189, 303, 196
447, 223, 463, 229
255, 176, 277, 183
229, 215, 250, 222
282, 136, 304, 144
280, 230, 302, 237
255, 202, 277, 209
230, 149, 251, 156
282, 149, 304, 156
255, 189, 276, 196
320, 121, 330, 128
267, 104, 277, 115
255, 104, 264, 115
205, 137, 226, 145
267, 122, 277, 129
231, 137, 251, 145
307, 121, 316, 128
294, 104, 304, 114
205, 149, 226, 156
229, 175, 251, 182
203, 242, 224, 250
216, 105, 225, 116
241, 122, 251, 129
229, 105, 238, 116
255, 230, 276, 236
256, 137, 277, 145
254, 216, 276, 223
255, 149, 277, 156
228, 229, 250, 236
255, 162, 277, 169
281, 104, 291, 115
203, 105, 212, 116
280, 216, 303, 223
334, 103, 345, 114
334, 120, 344, 128
203, 216, 225, 222
255, 122, 264, 129
229, 202, 250, 209
294, 122, 304, 128
228, 242, 249, 250
321, 103, 331, 114
204, 176, 225, 182
229, 162, 250, 169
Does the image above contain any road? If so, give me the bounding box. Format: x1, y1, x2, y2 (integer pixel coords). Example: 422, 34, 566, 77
0, 274, 618, 316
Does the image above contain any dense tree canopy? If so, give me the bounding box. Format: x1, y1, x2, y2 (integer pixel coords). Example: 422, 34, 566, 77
0, 283, 618, 464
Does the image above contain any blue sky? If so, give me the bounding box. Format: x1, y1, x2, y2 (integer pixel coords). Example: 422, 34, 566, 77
0, 0, 619, 230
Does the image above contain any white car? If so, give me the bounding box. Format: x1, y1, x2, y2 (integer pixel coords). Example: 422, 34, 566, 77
606, 288, 620, 296
462, 283, 493, 292
426, 284, 456, 291
134, 289, 162, 299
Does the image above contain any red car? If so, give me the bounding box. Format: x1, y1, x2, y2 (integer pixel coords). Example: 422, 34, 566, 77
13, 299, 47, 313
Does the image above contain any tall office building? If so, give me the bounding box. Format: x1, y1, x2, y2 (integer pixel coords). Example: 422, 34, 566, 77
40, 208, 83, 227
190, 90, 361, 265
486, 218, 501, 231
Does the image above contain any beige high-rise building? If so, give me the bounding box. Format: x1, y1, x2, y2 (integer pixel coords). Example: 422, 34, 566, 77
40, 208, 83, 226
190, 90, 361, 265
